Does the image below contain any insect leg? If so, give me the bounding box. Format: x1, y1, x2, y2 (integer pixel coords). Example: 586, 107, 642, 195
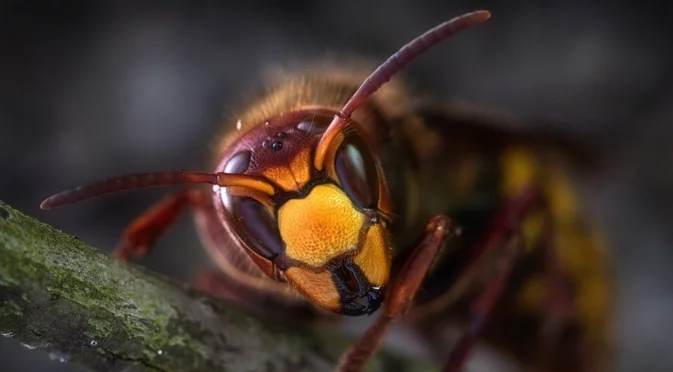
338, 215, 456, 372
443, 230, 522, 372
113, 188, 208, 260
437, 188, 539, 371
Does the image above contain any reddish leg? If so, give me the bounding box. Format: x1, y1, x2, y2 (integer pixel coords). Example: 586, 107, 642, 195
441, 190, 537, 371
443, 231, 522, 372
338, 215, 456, 372
113, 188, 208, 260
462, 189, 537, 269
338, 190, 540, 372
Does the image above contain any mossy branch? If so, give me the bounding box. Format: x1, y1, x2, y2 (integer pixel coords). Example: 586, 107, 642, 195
0, 201, 433, 372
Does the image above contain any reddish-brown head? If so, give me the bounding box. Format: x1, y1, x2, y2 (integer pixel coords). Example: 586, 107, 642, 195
213, 108, 392, 315
40, 10, 491, 316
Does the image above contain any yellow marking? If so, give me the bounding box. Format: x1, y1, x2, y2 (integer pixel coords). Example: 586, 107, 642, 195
217, 173, 275, 196
512, 166, 611, 359
546, 169, 579, 223
323, 132, 344, 185
314, 115, 344, 170
284, 267, 341, 311
556, 228, 588, 276
262, 148, 313, 192
577, 276, 609, 325
263, 166, 298, 191
501, 146, 538, 196
278, 184, 365, 267
517, 275, 545, 312
521, 210, 544, 253
578, 275, 611, 351
289, 147, 312, 188
353, 224, 391, 287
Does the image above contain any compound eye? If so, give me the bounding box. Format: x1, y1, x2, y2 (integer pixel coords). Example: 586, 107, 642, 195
221, 149, 283, 260
228, 196, 284, 260
224, 150, 251, 174
334, 135, 379, 209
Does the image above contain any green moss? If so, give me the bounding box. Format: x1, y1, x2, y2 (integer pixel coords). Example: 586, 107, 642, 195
0, 300, 22, 317
0, 200, 435, 371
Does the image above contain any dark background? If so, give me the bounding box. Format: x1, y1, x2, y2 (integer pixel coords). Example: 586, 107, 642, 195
1, 1, 672, 371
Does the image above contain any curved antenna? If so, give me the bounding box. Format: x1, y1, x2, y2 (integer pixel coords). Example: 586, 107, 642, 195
40, 170, 276, 210
314, 10, 491, 170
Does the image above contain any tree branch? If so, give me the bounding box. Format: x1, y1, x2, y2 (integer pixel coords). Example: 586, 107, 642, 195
0, 201, 433, 372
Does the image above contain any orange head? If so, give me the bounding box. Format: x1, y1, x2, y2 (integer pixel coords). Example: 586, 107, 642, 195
214, 110, 392, 315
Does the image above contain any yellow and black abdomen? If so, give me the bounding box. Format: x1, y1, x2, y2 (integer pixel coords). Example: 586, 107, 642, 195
391, 111, 613, 371
492, 146, 611, 371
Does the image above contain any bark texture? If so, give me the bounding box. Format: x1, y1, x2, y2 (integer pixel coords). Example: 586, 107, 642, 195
0, 201, 432, 372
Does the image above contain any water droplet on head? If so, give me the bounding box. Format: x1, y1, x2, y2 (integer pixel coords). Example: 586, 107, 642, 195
157, 349, 163, 355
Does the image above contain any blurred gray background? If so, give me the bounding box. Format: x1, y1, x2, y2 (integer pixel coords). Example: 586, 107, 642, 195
1, 1, 672, 371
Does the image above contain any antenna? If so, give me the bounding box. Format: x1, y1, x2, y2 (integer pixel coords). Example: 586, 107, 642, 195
313, 10, 491, 170
40, 170, 275, 209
